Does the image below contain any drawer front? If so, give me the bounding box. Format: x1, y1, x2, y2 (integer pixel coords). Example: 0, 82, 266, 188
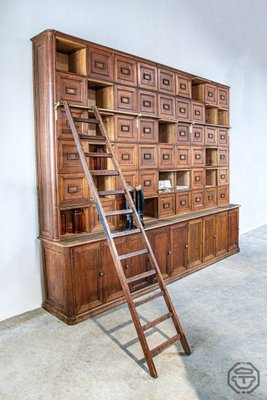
57, 109, 88, 138
114, 144, 138, 171
158, 94, 175, 119
176, 75, 192, 98
205, 188, 217, 208
191, 102, 205, 123
158, 68, 175, 94
192, 169, 205, 188
218, 168, 229, 186
192, 125, 205, 146
138, 62, 157, 90
58, 141, 88, 173
176, 191, 192, 214
115, 171, 137, 190
176, 98, 191, 121
176, 146, 191, 168
56, 72, 87, 105
115, 86, 138, 112
218, 149, 228, 165
138, 118, 158, 143
59, 174, 89, 206
218, 128, 229, 147
139, 145, 157, 169
159, 194, 175, 217
139, 170, 158, 197
205, 84, 218, 105
114, 115, 137, 142
87, 47, 114, 81
218, 186, 229, 205
192, 190, 205, 211
176, 123, 190, 145
205, 127, 217, 145
191, 147, 205, 167
139, 90, 158, 115
114, 55, 137, 86
218, 87, 229, 108
158, 145, 175, 169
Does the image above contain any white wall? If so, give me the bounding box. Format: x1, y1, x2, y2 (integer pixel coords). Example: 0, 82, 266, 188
1, 0, 267, 321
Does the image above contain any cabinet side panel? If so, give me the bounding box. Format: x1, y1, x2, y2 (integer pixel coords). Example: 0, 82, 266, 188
33, 32, 58, 239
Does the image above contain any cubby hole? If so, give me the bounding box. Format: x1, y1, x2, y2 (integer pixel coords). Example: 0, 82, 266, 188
92, 175, 115, 192
205, 107, 218, 125
175, 170, 190, 190
60, 208, 89, 236
144, 197, 158, 221
158, 171, 175, 193
56, 38, 87, 75
218, 109, 229, 126
206, 169, 217, 187
158, 122, 176, 143
88, 81, 114, 109
206, 148, 218, 166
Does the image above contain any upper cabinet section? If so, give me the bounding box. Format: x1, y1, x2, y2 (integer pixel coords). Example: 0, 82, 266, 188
56, 38, 87, 76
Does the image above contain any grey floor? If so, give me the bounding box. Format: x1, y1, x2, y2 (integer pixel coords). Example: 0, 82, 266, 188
0, 226, 266, 400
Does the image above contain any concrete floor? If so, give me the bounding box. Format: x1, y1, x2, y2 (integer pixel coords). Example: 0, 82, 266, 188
0, 226, 267, 400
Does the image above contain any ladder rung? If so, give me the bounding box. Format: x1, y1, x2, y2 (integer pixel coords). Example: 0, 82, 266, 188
126, 269, 155, 284
119, 248, 149, 261
142, 312, 172, 332
98, 190, 125, 196
91, 170, 119, 176
78, 134, 106, 141
134, 291, 163, 307
105, 209, 133, 216
112, 228, 141, 238
150, 335, 181, 358
74, 117, 100, 124
85, 152, 112, 158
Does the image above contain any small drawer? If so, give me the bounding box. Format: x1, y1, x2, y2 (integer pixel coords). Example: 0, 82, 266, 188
205, 83, 218, 105
176, 191, 192, 215
138, 62, 158, 90
158, 145, 175, 169
218, 149, 228, 165
205, 127, 217, 146
176, 123, 190, 145
138, 118, 158, 143
176, 75, 192, 98
158, 94, 176, 119
191, 147, 205, 167
191, 102, 205, 123
218, 186, 229, 205
218, 87, 229, 108
58, 141, 88, 173
139, 170, 158, 197
158, 68, 175, 94
59, 174, 89, 207
139, 90, 158, 115
57, 108, 88, 138
87, 47, 114, 81
192, 190, 205, 211
205, 188, 217, 208
114, 143, 138, 171
176, 98, 191, 121
158, 194, 175, 218
114, 85, 138, 112
115, 171, 138, 191
114, 55, 137, 86
139, 145, 158, 169
218, 168, 229, 186
192, 169, 205, 189
113, 115, 137, 142
192, 125, 205, 146
56, 72, 87, 105
218, 128, 229, 147
176, 146, 191, 169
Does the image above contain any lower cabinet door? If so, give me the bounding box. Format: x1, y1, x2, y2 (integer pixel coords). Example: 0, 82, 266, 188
188, 219, 203, 268
170, 222, 188, 275
126, 234, 149, 292
216, 211, 228, 256
72, 242, 104, 314
147, 227, 170, 278
103, 239, 124, 303
203, 215, 216, 262
228, 209, 239, 251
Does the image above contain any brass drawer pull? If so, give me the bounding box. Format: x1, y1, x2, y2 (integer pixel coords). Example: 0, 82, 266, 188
221, 193, 225, 198
220, 94, 226, 100
144, 153, 152, 160
95, 60, 105, 69
121, 67, 130, 76
180, 200, 186, 206
180, 154, 186, 160
163, 202, 170, 209
208, 91, 213, 97
143, 73, 151, 81
125, 264, 129, 269
67, 185, 79, 194
144, 179, 151, 186
163, 103, 170, 110
121, 154, 130, 161
180, 107, 186, 114
208, 133, 213, 139
66, 152, 79, 160
195, 110, 201, 116
99, 271, 104, 277
195, 154, 201, 160
196, 197, 201, 203
195, 132, 201, 138
220, 154, 225, 160
121, 96, 130, 104
220, 134, 225, 140
143, 127, 151, 134
179, 131, 186, 137
180, 83, 186, 90
65, 87, 77, 95
163, 154, 170, 160
143, 100, 151, 107
163, 78, 170, 85
195, 176, 200, 181
221, 174, 226, 179
208, 195, 213, 201
121, 124, 130, 132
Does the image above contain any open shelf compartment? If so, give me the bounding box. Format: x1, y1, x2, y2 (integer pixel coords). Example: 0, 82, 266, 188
56, 38, 87, 76
158, 171, 175, 193
175, 170, 191, 191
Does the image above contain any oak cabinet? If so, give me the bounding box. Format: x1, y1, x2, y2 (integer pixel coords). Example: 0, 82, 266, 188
170, 223, 188, 275
147, 227, 170, 279
228, 209, 239, 251
216, 211, 228, 256
188, 219, 203, 268
203, 215, 216, 262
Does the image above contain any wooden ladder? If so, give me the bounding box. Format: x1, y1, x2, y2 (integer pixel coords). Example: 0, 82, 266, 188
62, 101, 191, 378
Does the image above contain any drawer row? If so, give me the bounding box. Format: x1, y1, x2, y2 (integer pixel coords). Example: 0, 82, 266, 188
57, 72, 229, 124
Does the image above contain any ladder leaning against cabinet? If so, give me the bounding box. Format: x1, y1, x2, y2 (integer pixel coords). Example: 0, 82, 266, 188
60, 100, 191, 378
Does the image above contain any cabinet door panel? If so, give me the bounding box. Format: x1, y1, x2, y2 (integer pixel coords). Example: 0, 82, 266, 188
188, 219, 203, 268
216, 212, 228, 256
228, 209, 239, 251
170, 223, 188, 275
147, 227, 170, 278
103, 240, 124, 302
203, 215, 216, 262
126, 234, 149, 292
